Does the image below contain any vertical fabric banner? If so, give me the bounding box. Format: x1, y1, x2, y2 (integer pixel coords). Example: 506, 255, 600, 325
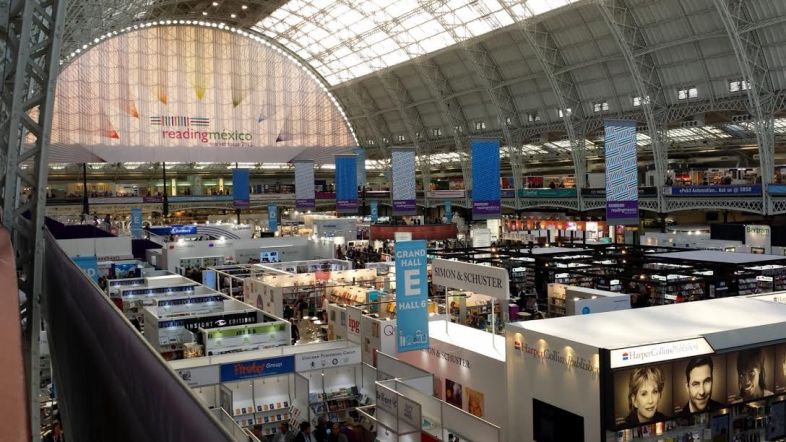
444, 201, 452, 222
72, 256, 99, 282
370, 201, 379, 224
353, 147, 367, 188
335, 154, 358, 213
268, 204, 278, 232
392, 147, 417, 216
471, 138, 501, 219
202, 270, 217, 290
232, 168, 250, 208
604, 120, 639, 225
130, 208, 143, 239
294, 160, 315, 210
395, 239, 429, 353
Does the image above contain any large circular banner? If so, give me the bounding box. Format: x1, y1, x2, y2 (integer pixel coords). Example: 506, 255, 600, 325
49, 24, 356, 164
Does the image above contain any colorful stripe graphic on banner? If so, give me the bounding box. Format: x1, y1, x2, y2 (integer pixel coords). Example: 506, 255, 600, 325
294, 160, 315, 210
471, 139, 501, 219
232, 168, 250, 208
354, 147, 367, 187
444, 201, 452, 222
370, 201, 379, 224
392, 147, 417, 216
335, 154, 358, 213
395, 240, 429, 353
604, 120, 639, 225
268, 204, 278, 232
130, 208, 143, 239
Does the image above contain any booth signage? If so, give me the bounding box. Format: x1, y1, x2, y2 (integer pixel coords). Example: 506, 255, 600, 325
175, 365, 220, 387
444, 201, 452, 222
397, 395, 422, 430
219, 355, 294, 382
395, 240, 429, 353
428, 190, 465, 199
471, 138, 501, 219
394, 232, 412, 242
609, 338, 713, 369
745, 224, 771, 254
268, 204, 278, 232
294, 347, 361, 372
604, 119, 639, 225
71, 256, 99, 282
431, 259, 509, 301
370, 201, 378, 224
375, 384, 399, 414
346, 306, 362, 344
518, 188, 577, 198
130, 208, 143, 239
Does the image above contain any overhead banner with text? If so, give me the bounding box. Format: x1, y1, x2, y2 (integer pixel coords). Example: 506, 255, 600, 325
471, 138, 501, 219
392, 147, 417, 216
268, 204, 278, 232
232, 168, 250, 208
130, 208, 143, 239
335, 154, 358, 214
354, 147, 367, 188
395, 240, 429, 353
370, 201, 379, 224
294, 160, 315, 210
604, 120, 638, 225
444, 201, 452, 222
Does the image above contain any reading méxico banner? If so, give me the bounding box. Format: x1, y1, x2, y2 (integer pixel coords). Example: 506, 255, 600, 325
395, 239, 429, 353
294, 160, 315, 210
471, 138, 501, 219
604, 120, 639, 225
392, 147, 417, 216
335, 154, 358, 213
232, 168, 250, 208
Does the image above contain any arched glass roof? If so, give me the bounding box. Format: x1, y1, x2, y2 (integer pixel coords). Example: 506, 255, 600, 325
253, 0, 580, 85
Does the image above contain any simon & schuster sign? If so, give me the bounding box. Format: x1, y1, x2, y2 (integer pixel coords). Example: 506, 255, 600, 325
431, 259, 509, 301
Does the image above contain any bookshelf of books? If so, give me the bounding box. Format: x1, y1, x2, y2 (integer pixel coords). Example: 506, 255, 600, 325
302, 365, 365, 426
219, 376, 301, 437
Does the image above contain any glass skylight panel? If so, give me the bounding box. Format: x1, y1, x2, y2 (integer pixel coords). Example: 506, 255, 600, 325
255, 0, 577, 86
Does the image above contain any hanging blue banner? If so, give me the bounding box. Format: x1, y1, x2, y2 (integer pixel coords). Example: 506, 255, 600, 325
72, 256, 99, 282
130, 208, 143, 239
471, 139, 501, 219
370, 201, 379, 223
604, 120, 639, 225
395, 239, 429, 353
444, 201, 452, 222
202, 270, 217, 290
268, 204, 278, 232
335, 154, 358, 213
219, 356, 295, 382
232, 168, 250, 208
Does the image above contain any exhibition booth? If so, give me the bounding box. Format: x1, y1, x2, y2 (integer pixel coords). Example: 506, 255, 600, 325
143, 294, 289, 360
168, 341, 367, 438
159, 236, 336, 273
58, 235, 133, 261
506, 296, 786, 442
547, 284, 631, 317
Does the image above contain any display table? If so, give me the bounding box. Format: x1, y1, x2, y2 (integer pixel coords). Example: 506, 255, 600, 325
369, 223, 458, 241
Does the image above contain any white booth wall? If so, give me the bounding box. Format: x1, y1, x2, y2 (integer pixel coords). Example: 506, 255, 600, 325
58, 236, 133, 260
160, 237, 322, 272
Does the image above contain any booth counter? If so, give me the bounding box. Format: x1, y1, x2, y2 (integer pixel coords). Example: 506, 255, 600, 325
506, 297, 786, 442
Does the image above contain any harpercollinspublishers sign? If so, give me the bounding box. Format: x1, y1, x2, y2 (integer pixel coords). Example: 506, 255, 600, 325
609, 338, 713, 369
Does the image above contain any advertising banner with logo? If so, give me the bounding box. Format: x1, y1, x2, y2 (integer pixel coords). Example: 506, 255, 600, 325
232, 168, 250, 208
294, 160, 316, 210
72, 256, 99, 282
395, 240, 429, 353
444, 201, 452, 222
347, 305, 362, 344
471, 138, 501, 220
268, 204, 278, 232
219, 355, 295, 382
130, 208, 143, 239
370, 201, 379, 224
665, 185, 762, 196
604, 120, 639, 225
392, 147, 417, 216
335, 154, 358, 213
354, 147, 367, 187
174, 365, 220, 387
431, 258, 509, 301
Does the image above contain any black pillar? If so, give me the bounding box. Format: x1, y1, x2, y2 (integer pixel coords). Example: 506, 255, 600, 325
162, 162, 169, 219
82, 163, 89, 215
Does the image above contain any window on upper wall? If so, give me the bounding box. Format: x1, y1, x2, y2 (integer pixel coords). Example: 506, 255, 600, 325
505, 116, 513, 126
633, 95, 650, 107
528, 111, 541, 122
729, 79, 751, 92
474, 121, 486, 131
557, 108, 572, 118
431, 128, 442, 137
454, 125, 463, 133
367, 139, 375, 145
677, 86, 698, 100
381, 137, 389, 143
593, 101, 609, 112
396, 135, 406, 142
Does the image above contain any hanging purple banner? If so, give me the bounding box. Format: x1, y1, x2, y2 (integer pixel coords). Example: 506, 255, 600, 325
294, 160, 315, 210
604, 120, 639, 225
